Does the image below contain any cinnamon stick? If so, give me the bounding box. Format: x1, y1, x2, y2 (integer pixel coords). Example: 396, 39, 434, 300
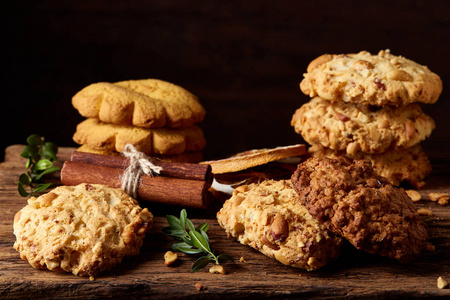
71, 151, 212, 184
61, 161, 210, 209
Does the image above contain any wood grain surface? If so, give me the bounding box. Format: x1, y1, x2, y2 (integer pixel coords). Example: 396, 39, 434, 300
1, 145, 450, 299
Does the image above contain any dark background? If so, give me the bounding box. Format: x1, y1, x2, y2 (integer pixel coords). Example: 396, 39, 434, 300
2, 0, 449, 161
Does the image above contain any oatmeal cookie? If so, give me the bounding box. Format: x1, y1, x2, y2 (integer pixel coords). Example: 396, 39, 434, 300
13, 183, 153, 277
308, 144, 431, 188
300, 50, 442, 106
291, 97, 435, 154
73, 118, 206, 155
217, 179, 345, 271
72, 79, 205, 128
291, 157, 429, 263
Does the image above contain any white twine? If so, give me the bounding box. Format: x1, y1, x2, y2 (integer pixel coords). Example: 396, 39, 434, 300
120, 144, 163, 199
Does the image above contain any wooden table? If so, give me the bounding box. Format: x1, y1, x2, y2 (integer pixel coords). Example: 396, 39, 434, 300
1, 145, 449, 299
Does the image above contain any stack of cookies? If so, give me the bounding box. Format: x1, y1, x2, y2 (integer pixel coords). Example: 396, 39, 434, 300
291, 50, 442, 187
71, 79, 207, 162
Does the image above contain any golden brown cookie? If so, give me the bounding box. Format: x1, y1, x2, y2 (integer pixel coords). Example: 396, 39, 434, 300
300, 50, 442, 106
72, 79, 205, 128
291, 97, 435, 154
217, 179, 345, 271
308, 144, 431, 188
13, 183, 153, 277
73, 118, 206, 155
291, 157, 429, 263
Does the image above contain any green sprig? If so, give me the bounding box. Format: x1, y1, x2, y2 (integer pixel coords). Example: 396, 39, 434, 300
18, 134, 60, 197
163, 209, 233, 272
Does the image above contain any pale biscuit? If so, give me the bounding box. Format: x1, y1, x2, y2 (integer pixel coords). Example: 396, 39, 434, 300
300, 50, 442, 106
217, 180, 345, 271
73, 118, 206, 155
308, 144, 431, 188
72, 79, 205, 128
13, 183, 153, 277
291, 97, 435, 154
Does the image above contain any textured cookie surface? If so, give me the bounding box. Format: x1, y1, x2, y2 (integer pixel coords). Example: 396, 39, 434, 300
72, 79, 205, 128
13, 183, 153, 277
308, 144, 431, 188
291, 96, 435, 154
300, 50, 442, 106
217, 179, 345, 271
291, 157, 428, 263
73, 118, 206, 155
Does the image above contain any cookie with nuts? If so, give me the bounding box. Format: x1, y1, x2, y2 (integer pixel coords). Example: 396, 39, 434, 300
72, 79, 205, 128
13, 183, 153, 277
300, 50, 442, 106
73, 118, 206, 155
308, 143, 431, 188
217, 179, 345, 271
291, 157, 429, 263
291, 97, 435, 154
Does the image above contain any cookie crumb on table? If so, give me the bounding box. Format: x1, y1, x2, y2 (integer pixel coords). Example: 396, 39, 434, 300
417, 208, 433, 216
429, 192, 449, 206
209, 265, 226, 275
406, 190, 421, 202
437, 276, 448, 289
195, 282, 206, 291
164, 251, 178, 266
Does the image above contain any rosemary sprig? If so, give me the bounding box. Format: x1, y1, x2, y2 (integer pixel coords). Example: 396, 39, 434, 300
18, 134, 60, 197
162, 209, 233, 272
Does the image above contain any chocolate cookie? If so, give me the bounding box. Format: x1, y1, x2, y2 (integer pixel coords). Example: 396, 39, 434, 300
217, 179, 345, 271
291, 96, 435, 154
300, 50, 442, 106
291, 157, 429, 263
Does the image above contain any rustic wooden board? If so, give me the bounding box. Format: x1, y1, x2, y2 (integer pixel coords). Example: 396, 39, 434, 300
1, 145, 450, 299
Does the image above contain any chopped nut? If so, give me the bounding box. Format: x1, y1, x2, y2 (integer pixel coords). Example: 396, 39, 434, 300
437, 277, 448, 289
417, 208, 432, 216
164, 251, 178, 266
239, 257, 246, 263
406, 190, 422, 202
353, 60, 375, 71
195, 282, 206, 291
307, 54, 334, 72
209, 265, 226, 275
429, 192, 449, 206
386, 69, 413, 81
271, 214, 289, 241
40, 192, 58, 207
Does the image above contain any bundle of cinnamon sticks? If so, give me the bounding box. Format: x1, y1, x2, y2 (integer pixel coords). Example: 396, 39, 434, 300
61, 151, 213, 209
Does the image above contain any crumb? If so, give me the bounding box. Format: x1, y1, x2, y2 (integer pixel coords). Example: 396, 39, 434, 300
406, 190, 421, 202
195, 282, 206, 291
89, 276, 95, 281
239, 257, 246, 263
209, 265, 226, 274
429, 192, 449, 206
437, 277, 448, 289
298, 274, 302, 277
417, 208, 433, 216
426, 244, 435, 252
164, 251, 178, 266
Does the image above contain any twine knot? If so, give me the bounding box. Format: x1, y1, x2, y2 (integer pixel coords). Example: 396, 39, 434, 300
121, 144, 163, 198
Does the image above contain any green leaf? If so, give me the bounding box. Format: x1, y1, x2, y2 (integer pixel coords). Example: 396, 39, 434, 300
199, 229, 209, 244
18, 173, 32, 185
189, 230, 211, 253
217, 254, 234, 262
33, 183, 52, 193
32, 159, 53, 172
25, 158, 31, 169
180, 209, 187, 229
27, 134, 43, 146
41, 148, 57, 161
177, 246, 204, 255
20, 145, 38, 159
166, 215, 183, 229
196, 223, 209, 232
33, 167, 60, 181
18, 182, 29, 197
186, 219, 196, 232
192, 256, 213, 272
43, 142, 58, 154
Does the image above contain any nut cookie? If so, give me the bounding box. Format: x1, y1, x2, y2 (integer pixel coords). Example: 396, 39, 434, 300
72, 79, 205, 128
217, 179, 345, 271
291, 157, 429, 263
13, 183, 153, 277
300, 50, 442, 106
291, 96, 435, 154
73, 118, 206, 155
308, 144, 431, 188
